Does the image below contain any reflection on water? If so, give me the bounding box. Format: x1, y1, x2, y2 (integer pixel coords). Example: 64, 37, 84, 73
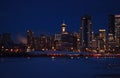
0, 57, 120, 78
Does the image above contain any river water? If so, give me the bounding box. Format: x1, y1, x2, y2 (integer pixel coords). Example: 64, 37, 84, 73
0, 57, 120, 78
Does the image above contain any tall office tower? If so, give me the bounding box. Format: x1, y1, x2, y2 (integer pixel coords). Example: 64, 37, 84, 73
108, 15, 120, 48
27, 30, 34, 49
81, 15, 92, 51
108, 15, 115, 36
99, 29, 106, 44
61, 22, 67, 34
98, 29, 106, 52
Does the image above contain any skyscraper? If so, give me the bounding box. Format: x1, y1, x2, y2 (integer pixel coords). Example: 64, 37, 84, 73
108, 15, 115, 36
27, 30, 34, 49
81, 15, 92, 51
108, 14, 120, 49
99, 29, 106, 44
98, 29, 106, 52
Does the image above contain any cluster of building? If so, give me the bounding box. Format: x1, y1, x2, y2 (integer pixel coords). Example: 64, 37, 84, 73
26, 14, 120, 53
0, 14, 120, 53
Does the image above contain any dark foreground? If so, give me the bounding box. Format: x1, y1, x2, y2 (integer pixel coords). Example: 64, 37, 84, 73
0, 56, 120, 78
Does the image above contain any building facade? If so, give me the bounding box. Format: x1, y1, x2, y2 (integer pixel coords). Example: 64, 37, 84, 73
98, 29, 106, 52
27, 30, 35, 50
108, 15, 120, 52
80, 15, 92, 51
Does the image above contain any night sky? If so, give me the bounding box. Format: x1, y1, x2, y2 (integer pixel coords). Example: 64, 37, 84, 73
0, 0, 120, 41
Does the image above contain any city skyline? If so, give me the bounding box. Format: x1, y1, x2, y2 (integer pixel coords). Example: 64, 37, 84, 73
0, 14, 119, 42
1, 0, 120, 40
0, 14, 120, 53
1, 1, 120, 78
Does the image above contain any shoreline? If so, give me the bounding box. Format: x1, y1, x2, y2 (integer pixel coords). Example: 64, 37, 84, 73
0, 51, 120, 58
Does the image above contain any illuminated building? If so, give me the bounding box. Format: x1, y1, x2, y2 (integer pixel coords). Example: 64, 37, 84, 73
114, 15, 120, 48
73, 32, 80, 52
98, 29, 106, 52
99, 29, 106, 44
108, 15, 115, 37
27, 30, 34, 50
54, 33, 75, 51
81, 15, 92, 51
49, 36, 55, 51
61, 22, 67, 34
91, 39, 98, 52
37, 35, 54, 51
91, 31, 98, 52
26, 29, 55, 51
54, 22, 77, 51
34, 36, 41, 50
54, 34, 62, 50
39, 35, 48, 51
98, 38, 104, 53
46, 35, 55, 50
61, 34, 74, 51
108, 33, 116, 52
108, 14, 120, 51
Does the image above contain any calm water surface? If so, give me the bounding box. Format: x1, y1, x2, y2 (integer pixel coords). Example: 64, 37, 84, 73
0, 57, 120, 78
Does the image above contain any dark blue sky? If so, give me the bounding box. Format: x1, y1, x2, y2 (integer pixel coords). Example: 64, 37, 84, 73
0, 0, 120, 40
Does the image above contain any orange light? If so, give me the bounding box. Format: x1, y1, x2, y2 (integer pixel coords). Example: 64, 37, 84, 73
10, 49, 13, 52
